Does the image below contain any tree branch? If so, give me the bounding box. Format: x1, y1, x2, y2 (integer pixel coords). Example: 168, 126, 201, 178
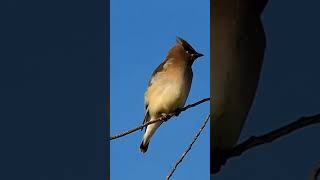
110, 98, 210, 140
166, 113, 210, 180
229, 113, 320, 158
310, 160, 320, 180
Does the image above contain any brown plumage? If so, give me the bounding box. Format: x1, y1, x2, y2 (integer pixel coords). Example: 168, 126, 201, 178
140, 37, 203, 153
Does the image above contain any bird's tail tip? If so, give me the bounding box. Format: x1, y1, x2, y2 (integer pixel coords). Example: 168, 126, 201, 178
140, 141, 149, 154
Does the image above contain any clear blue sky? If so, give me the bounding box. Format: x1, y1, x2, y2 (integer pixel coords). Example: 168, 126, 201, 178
110, 0, 210, 179
213, 1, 320, 180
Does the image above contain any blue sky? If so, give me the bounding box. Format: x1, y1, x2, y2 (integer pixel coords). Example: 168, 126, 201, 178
110, 0, 210, 179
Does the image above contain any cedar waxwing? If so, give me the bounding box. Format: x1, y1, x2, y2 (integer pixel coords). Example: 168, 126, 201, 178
140, 37, 204, 153
211, 0, 268, 174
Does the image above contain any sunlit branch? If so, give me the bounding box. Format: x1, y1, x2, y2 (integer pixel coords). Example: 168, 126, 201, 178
110, 98, 210, 140
166, 113, 210, 180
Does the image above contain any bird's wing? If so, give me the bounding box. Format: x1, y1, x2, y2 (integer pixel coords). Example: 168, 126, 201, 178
148, 59, 169, 87
140, 106, 150, 131
141, 58, 170, 130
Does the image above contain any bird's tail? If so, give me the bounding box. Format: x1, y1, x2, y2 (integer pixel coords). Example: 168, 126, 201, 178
140, 141, 149, 153
139, 121, 161, 154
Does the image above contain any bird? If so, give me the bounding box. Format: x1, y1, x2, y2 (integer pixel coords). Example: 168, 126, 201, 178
210, 0, 267, 174
140, 37, 203, 153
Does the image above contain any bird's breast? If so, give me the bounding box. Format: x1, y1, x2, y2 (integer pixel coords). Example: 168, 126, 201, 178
146, 69, 191, 116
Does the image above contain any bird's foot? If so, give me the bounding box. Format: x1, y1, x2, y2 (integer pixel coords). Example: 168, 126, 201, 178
160, 113, 169, 121
174, 108, 182, 116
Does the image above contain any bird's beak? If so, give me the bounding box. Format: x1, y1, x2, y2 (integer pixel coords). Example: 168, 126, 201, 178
194, 53, 204, 59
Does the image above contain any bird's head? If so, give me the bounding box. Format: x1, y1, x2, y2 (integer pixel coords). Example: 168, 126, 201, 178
175, 36, 204, 63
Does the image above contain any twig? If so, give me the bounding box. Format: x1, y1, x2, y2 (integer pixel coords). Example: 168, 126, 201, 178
166, 113, 210, 180
229, 113, 320, 158
310, 160, 320, 180
110, 115, 170, 140
110, 98, 210, 140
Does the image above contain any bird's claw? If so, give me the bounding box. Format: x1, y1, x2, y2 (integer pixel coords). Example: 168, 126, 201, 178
174, 108, 182, 116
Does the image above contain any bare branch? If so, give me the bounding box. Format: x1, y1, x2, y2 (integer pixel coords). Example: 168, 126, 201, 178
229, 113, 320, 158
310, 160, 320, 180
110, 98, 210, 140
166, 113, 210, 180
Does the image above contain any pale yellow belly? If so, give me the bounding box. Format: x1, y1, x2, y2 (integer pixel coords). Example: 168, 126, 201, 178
146, 82, 188, 117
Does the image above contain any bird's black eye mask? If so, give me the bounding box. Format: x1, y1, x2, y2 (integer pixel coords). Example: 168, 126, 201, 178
176, 36, 198, 55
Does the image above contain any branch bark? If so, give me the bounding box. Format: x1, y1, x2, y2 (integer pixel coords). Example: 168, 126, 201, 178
212, 114, 320, 175
211, 114, 320, 175
166, 113, 210, 180
110, 98, 210, 140
229, 113, 320, 158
